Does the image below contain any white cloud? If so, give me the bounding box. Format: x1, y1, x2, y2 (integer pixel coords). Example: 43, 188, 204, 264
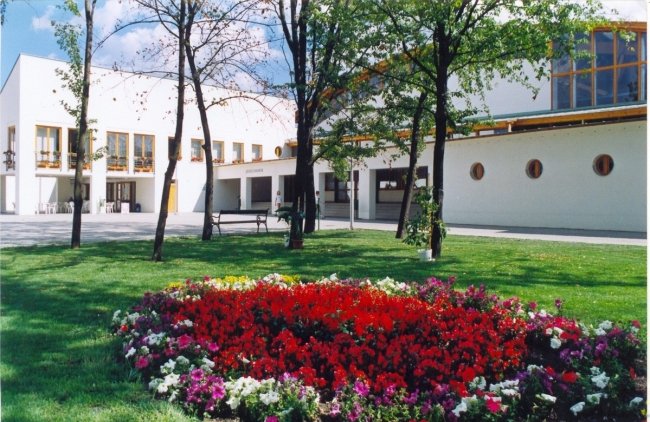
31, 5, 56, 31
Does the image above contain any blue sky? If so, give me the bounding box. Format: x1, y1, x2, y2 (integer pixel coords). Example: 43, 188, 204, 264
2, 0, 647, 89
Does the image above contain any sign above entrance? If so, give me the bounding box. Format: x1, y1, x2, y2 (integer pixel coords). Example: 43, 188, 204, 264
274, 146, 282, 157
246, 169, 264, 174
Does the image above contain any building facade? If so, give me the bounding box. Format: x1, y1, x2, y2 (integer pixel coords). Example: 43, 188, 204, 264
1, 22, 647, 233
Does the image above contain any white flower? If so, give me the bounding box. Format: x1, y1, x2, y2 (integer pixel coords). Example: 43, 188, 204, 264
147, 331, 165, 346
330, 273, 338, 281
538, 310, 547, 317
149, 378, 163, 391
125, 347, 136, 358
139, 346, 149, 355
179, 319, 193, 327
630, 326, 639, 334
168, 391, 177, 402
545, 328, 553, 335
586, 393, 603, 404
226, 396, 241, 410
540, 394, 556, 403
112, 310, 122, 323
550, 337, 562, 349
489, 379, 519, 394
598, 320, 612, 330
528, 312, 536, 319
594, 327, 607, 336
501, 389, 518, 397
201, 357, 215, 368
579, 323, 590, 336
452, 401, 468, 417
469, 377, 486, 391
175, 356, 190, 366
127, 312, 140, 323
570, 402, 585, 415
260, 390, 281, 405
590, 366, 602, 375
161, 359, 176, 374
591, 372, 610, 389
527, 365, 542, 373
629, 397, 644, 407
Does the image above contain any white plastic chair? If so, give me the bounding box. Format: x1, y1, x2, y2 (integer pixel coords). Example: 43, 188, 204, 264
106, 202, 114, 213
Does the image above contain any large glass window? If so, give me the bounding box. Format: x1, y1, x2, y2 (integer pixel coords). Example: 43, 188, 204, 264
552, 28, 647, 109
107, 132, 128, 170
134, 134, 154, 171
325, 171, 359, 203
36, 126, 60, 153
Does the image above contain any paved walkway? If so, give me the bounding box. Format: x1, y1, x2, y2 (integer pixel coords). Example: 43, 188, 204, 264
0, 212, 646, 248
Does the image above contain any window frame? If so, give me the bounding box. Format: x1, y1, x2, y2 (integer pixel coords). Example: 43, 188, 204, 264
232, 142, 244, 163
470, 163, 485, 180
190, 139, 204, 162
252, 144, 263, 162
212, 140, 224, 163
551, 27, 647, 110
526, 159, 543, 179
107, 131, 129, 171
35, 125, 61, 154
593, 154, 614, 176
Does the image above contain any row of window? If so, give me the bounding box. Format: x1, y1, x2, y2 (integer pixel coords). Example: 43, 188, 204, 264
3, 125, 265, 171
469, 155, 615, 180
184, 139, 263, 163
552, 28, 647, 109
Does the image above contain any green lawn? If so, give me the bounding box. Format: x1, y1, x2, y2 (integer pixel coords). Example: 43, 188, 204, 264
0, 230, 646, 421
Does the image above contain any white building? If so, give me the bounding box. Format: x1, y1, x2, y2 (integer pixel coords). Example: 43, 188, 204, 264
1, 22, 647, 233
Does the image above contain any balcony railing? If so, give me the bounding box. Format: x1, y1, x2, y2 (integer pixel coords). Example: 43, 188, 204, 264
3, 150, 15, 171
134, 157, 154, 172
107, 156, 128, 171
35, 151, 62, 169
68, 153, 91, 170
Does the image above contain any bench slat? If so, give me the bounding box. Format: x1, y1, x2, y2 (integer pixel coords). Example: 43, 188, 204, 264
212, 209, 269, 236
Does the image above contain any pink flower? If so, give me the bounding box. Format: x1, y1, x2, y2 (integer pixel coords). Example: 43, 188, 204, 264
135, 356, 149, 369
486, 397, 501, 413
208, 342, 219, 353
265, 417, 279, 422
177, 334, 192, 349
529, 302, 537, 310
353, 381, 370, 397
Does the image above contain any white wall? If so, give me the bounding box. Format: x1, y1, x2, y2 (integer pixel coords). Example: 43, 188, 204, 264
444, 121, 647, 232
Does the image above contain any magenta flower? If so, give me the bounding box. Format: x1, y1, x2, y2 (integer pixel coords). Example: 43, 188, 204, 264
177, 334, 192, 349
135, 356, 149, 369
353, 381, 369, 397
265, 417, 279, 422
330, 403, 341, 417
529, 301, 537, 310
555, 298, 563, 311
207, 342, 219, 353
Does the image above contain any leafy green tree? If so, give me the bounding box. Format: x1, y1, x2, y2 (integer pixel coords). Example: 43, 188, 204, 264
366, 0, 606, 257
272, 0, 367, 241
52, 0, 98, 249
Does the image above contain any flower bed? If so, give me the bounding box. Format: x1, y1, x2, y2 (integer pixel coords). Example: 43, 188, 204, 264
112, 274, 646, 421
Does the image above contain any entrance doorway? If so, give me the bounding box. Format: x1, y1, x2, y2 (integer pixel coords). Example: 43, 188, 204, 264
107, 182, 135, 212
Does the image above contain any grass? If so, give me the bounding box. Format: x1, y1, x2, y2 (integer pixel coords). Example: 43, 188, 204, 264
0, 230, 646, 421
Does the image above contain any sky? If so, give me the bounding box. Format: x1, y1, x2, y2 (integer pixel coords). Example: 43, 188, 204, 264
1, 0, 648, 89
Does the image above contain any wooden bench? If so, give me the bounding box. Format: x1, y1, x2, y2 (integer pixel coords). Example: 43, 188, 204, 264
212, 209, 269, 236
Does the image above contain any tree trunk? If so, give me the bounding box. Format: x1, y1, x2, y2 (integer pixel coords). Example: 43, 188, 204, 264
396, 91, 428, 239
430, 30, 450, 258
184, 12, 213, 241
71, 0, 96, 249
152, 0, 186, 261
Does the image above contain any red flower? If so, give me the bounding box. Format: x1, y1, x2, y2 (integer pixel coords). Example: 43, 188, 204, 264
562, 371, 578, 383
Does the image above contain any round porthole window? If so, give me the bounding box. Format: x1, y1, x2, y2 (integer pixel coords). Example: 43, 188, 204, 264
526, 159, 543, 179
470, 163, 484, 180
593, 154, 614, 176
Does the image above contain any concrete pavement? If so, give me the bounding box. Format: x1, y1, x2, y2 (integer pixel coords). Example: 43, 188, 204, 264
0, 212, 646, 248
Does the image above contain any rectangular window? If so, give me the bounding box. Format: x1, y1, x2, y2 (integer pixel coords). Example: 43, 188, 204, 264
5, 127, 15, 170
7, 127, 15, 152
36, 126, 61, 153
212, 141, 223, 162
134, 134, 154, 171
168, 136, 182, 160
594, 69, 614, 105
67, 129, 92, 170
252, 144, 262, 161
617, 32, 638, 65
573, 73, 593, 108
552, 75, 571, 109
325, 172, 358, 203
134, 134, 154, 158
233, 142, 243, 163
616, 65, 639, 103
595, 31, 614, 68
107, 132, 128, 170
574, 33, 592, 71
191, 139, 203, 162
